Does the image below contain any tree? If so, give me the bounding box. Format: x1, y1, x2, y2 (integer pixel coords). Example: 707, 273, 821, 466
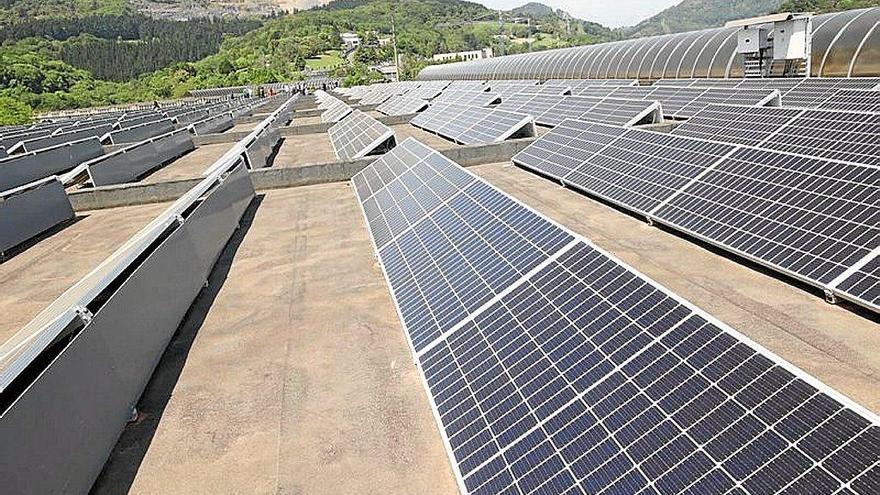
0, 95, 33, 125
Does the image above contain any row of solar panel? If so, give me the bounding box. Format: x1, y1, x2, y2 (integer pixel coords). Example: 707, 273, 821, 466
327, 109, 397, 161
654, 77, 880, 109
671, 103, 880, 166
352, 138, 880, 495
316, 91, 354, 123
512, 119, 880, 314
411, 102, 537, 145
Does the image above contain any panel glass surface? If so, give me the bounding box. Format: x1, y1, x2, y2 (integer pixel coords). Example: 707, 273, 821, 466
354, 138, 880, 495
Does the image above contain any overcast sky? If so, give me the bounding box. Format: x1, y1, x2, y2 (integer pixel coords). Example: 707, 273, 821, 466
478, 0, 683, 28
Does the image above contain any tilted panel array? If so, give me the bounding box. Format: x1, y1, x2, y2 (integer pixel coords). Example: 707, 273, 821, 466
672, 104, 880, 167
546, 79, 639, 89
376, 95, 430, 116
446, 80, 487, 90
403, 86, 445, 100
484, 80, 539, 92
497, 94, 661, 127
514, 120, 880, 313
818, 89, 880, 112
781, 78, 880, 108
516, 84, 572, 96
411, 102, 535, 145
653, 79, 744, 88
354, 138, 880, 495
652, 78, 880, 108
670, 105, 806, 147
433, 90, 501, 107
327, 109, 395, 161
317, 91, 353, 123
833, 250, 880, 309
570, 86, 780, 118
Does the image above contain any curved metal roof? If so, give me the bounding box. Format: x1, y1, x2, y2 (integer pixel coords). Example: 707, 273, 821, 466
417, 8, 880, 80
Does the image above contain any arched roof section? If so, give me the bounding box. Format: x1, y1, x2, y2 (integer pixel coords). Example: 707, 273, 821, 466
416, 8, 880, 80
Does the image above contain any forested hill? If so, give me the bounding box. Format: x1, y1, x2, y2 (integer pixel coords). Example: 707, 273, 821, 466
622, 0, 781, 37
0, 0, 132, 25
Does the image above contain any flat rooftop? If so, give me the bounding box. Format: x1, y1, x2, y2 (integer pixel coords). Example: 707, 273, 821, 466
4, 94, 878, 494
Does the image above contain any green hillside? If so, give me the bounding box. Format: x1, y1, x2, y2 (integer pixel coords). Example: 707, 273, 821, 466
623, 0, 781, 37
0, 0, 132, 25
0, 0, 618, 121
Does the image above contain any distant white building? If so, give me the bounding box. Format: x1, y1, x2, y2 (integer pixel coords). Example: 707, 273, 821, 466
341, 32, 361, 50
432, 48, 494, 63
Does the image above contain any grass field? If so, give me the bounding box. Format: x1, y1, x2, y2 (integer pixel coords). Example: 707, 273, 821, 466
305, 50, 345, 70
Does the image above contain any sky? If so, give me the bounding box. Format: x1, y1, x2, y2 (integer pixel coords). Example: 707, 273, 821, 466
478, 0, 683, 28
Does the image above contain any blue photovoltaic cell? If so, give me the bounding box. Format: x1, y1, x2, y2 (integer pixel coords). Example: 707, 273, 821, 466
352, 138, 880, 495
353, 139, 572, 351
513, 119, 880, 315
834, 253, 880, 311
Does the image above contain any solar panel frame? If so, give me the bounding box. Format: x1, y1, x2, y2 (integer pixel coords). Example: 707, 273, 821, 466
546, 78, 639, 89
817, 88, 880, 113
375, 95, 430, 116
327, 109, 396, 161
673, 103, 880, 167
497, 94, 662, 127
829, 247, 880, 312
411, 102, 535, 145
515, 119, 880, 315
403, 86, 445, 100
651, 146, 880, 292
353, 138, 880, 495
432, 90, 501, 107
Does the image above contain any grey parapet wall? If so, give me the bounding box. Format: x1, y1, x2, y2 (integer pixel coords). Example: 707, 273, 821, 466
0, 137, 105, 191
116, 112, 165, 129
0, 177, 75, 256
75, 128, 195, 187
190, 112, 234, 135
8, 123, 116, 153
0, 159, 255, 495
104, 118, 176, 145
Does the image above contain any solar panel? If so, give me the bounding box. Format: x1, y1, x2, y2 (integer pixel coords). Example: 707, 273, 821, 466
673, 104, 880, 167
498, 94, 662, 127
514, 120, 880, 315
327, 109, 396, 161
404, 86, 445, 100
322, 101, 354, 123
570, 86, 620, 98
359, 90, 398, 106
782, 78, 880, 108
546, 79, 639, 89
653, 146, 880, 289
653, 79, 745, 88
484, 80, 540, 93
433, 90, 501, 107
569, 86, 780, 118
354, 137, 880, 495
515, 84, 572, 96
817, 89, 880, 113
411, 102, 535, 145
514, 119, 737, 214
446, 80, 487, 90
671, 105, 806, 146
376, 95, 430, 116
830, 248, 880, 312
